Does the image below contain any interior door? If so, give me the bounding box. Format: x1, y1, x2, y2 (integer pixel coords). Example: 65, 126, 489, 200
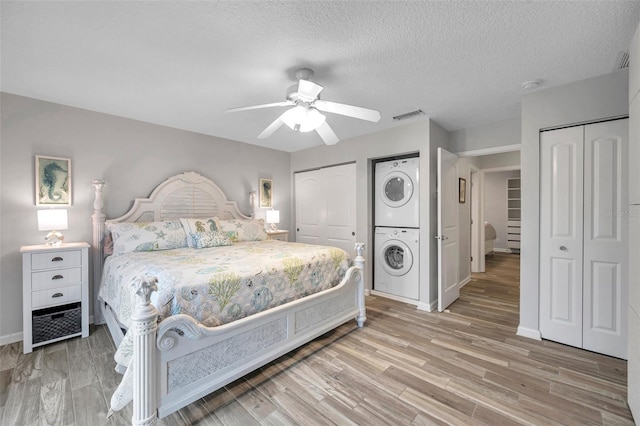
539, 126, 584, 348
294, 163, 356, 253
295, 169, 324, 245
437, 147, 460, 311
325, 163, 357, 253
582, 119, 628, 358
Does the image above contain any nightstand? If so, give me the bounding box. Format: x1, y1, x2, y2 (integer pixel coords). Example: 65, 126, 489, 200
267, 230, 289, 242
21, 242, 90, 353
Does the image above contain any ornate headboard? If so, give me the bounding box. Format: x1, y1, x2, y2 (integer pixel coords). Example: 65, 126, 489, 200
91, 171, 254, 324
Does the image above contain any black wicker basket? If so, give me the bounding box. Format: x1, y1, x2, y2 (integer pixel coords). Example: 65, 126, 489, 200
32, 302, 81, 344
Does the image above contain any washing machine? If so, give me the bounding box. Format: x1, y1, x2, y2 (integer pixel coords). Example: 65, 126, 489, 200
374, 227, 419, 300
375, 157, 420, 228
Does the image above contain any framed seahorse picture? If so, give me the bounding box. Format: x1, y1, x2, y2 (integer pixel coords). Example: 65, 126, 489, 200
35, 155, 71, 206
259, 178, 272, 208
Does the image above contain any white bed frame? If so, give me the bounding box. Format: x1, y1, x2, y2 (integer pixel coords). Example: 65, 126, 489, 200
91, 171, 366, 425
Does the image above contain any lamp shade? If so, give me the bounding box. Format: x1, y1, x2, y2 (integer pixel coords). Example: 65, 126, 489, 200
37, 209, 68, 231
266, 209, 280, 225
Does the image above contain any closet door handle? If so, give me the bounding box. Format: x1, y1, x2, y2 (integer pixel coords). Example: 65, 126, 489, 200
560, 246, 567, 251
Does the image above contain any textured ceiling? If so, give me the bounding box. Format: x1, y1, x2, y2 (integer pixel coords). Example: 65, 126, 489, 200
2, 1, 639, 152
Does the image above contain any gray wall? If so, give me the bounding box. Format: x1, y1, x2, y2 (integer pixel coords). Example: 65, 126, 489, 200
0, 93, 291, 342
519, 69, 629, 338
291, 119, 443, 310
484, 170, 521, 251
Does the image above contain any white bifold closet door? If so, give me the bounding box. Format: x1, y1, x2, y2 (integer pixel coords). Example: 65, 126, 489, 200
539, 119, 628, 359
294, 163, 356, 254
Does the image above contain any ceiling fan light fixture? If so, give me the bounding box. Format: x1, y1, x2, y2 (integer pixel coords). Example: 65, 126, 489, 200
281, 105, 326, 133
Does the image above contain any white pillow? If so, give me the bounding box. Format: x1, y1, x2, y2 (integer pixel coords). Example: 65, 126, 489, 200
107, 220, 187, 256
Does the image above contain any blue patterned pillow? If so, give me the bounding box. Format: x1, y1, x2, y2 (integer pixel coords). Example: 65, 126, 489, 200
190, 231, 233, 249
218, 218, 268, 241
107, 220, 187, 256
180, 217, 221, 248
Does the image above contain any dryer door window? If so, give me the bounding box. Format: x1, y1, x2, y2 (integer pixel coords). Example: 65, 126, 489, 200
381, 171, 414, 208
380, 240, 413, 277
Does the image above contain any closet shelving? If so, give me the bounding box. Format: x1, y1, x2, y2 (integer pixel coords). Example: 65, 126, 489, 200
506, 177, 521, 252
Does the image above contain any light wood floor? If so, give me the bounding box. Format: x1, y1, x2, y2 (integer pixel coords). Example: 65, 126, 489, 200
1, 253, 633, 425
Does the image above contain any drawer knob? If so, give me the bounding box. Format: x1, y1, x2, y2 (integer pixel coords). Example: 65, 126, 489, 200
51, 257, 63, 262
52, 275, 64, 280
52, 292, 64, 298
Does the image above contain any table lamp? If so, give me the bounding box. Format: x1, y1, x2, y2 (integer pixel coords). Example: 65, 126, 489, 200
37, 209, 68, 246
266, 209, 280, 232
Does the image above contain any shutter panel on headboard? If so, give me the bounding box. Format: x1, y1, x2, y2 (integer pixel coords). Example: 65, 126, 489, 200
161, 187, 221, 219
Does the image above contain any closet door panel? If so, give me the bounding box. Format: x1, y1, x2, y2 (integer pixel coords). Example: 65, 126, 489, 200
324, 163, 357, 254
583, 120, 628, 358
294, 170, 325, 245
539, 127, 584, 347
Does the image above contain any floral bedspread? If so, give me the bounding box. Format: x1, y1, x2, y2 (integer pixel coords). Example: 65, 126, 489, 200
100, 240, 350, 328
101, 240, 351, 413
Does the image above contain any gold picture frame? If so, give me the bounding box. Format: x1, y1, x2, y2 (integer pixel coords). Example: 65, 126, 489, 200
259, 178, 273, 208
36, 155, 71, 206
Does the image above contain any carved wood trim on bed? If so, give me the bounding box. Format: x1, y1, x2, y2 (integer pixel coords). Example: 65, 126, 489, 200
92, 171, 366, 424
92, 171, 251, 325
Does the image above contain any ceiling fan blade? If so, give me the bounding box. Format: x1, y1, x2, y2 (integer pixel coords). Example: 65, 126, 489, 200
297, 79, 323, 100
226, 101, 293, 113
314, 100, 381, 122
316, 121, 339, 145
257, 116, 285, 139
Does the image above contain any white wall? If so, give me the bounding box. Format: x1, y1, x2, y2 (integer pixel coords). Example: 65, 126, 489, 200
0, 93, 292, 343
519, 69, 629, 340
475, 151, 521, 170
484, 170, 520, 251
449, 117, 521, 154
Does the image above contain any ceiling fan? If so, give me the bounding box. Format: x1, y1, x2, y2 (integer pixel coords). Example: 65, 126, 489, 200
225, 68, 381, 145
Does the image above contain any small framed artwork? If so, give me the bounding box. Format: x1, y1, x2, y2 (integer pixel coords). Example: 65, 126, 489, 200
259, 178, 273, 208
459, 178, 466, 203
36, 155, 71, 206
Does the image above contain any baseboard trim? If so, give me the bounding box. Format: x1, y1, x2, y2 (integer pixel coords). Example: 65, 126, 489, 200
0, 331, 23, 346
517, 326, 541, 340
492, 248, 511, 253
1, 315, 97, 347
459, 276, 471, 288
416, 301, 436, 312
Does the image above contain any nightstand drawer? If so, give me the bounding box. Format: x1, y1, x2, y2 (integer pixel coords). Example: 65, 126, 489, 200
32, 285, 82, 309
32, 267, 82, 290
31, 250, 82, 270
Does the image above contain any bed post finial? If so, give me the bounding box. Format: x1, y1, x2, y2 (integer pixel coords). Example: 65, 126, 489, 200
130, 276, 159, 426
354, 243, 366, 328
249, 190, 257, 218
92, 179, 107, 325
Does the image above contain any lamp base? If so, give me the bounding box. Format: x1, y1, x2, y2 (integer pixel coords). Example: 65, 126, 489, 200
269, 223, 278, 232
45, 230, 64, 247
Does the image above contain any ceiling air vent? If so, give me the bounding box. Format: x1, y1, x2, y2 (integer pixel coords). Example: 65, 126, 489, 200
614, 50, 629, 70
393, 109, 425, 121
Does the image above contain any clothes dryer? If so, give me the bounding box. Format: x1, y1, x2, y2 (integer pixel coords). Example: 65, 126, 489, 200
375, 158, 420, 227
374, 227, 419, 300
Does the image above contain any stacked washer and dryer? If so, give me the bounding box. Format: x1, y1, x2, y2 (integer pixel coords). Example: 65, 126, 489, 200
374, 157, 420, 302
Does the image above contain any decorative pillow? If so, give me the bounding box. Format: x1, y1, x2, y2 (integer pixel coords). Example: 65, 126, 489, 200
217, 218, 268, 241
103, 232, 114, 258
190, 231, 233, 249
107, 220, 187, 256
179, 217, 221, 248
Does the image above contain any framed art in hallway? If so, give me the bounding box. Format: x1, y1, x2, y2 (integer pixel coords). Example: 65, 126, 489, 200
459, 177, 466, 203
35, 155, 71, 206
260, 178, 273, 208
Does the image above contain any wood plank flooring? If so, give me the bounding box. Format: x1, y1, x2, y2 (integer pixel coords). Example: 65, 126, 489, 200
1, 253, 634, 425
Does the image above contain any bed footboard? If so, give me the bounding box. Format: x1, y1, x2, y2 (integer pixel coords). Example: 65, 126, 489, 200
129, 243, 366, 424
